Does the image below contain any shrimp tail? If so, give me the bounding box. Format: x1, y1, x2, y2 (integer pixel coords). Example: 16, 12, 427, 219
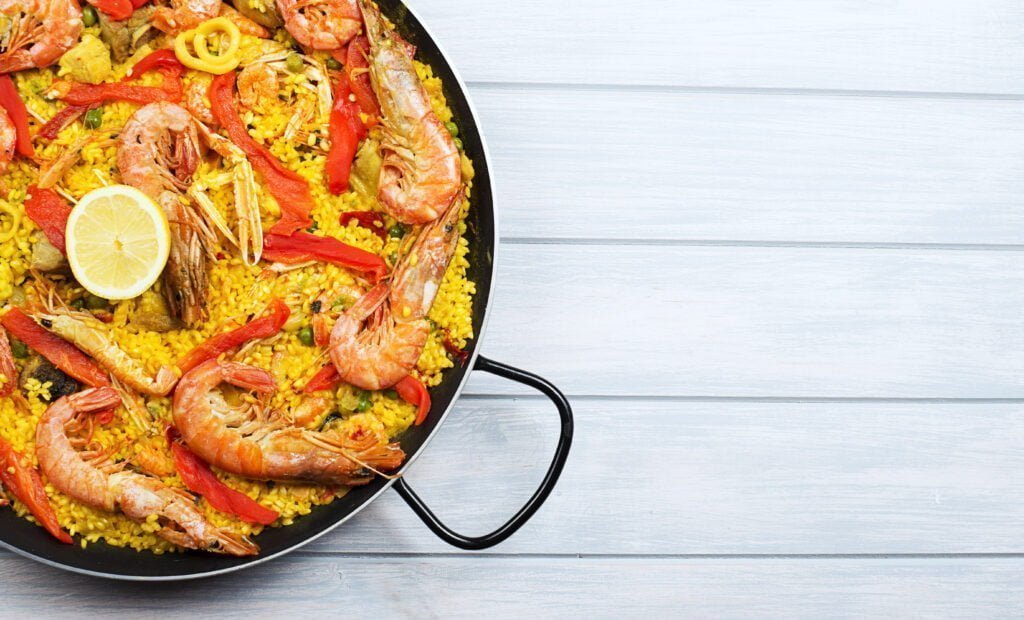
68, 387, 122, 415
217, 360, 277, 393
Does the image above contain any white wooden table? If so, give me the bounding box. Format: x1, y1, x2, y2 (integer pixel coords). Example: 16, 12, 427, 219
4, 0, 1024, 616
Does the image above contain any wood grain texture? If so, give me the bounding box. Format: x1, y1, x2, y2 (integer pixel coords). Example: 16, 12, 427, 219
477, 86, 1024, 243
414, 0, 1024, 93
0, 553, 1021, 618
469, 244, 1024, 398
305, 398, 1024, 555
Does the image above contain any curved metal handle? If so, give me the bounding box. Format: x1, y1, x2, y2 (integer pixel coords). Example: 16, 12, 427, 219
393, 355, 574, 550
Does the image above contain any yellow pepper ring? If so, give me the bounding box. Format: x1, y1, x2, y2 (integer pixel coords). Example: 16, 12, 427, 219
174, 17, 241, 75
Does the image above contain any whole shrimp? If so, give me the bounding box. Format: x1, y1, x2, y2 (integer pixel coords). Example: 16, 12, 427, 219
119, 102, 213, 327
360, 0, 461, 225
154, 0, 269, 36
0, 0, 83, 73
119, 102, 263, 323
329, 195, 462, 390
277, 0, 359, 51
35, 387, 257, 555
172, 360, 405, 485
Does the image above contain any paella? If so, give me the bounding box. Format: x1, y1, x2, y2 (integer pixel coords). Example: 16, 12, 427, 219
0, 0, 475, 555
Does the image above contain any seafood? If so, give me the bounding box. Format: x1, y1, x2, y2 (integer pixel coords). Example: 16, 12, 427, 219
119, 102, 213, 327
0, 0, 83, 73
237, 61, 279, 112
329, 195, 462, 390
360, 0, 461, 225
277, 0, 360, 51
35, 387, 258, 555
119, 102, 263, 320
33, 312, 179, 396
0, 106, 13, 174
182, 74, 216, 125
152, 0, 220, 34
172, 360, 405, 485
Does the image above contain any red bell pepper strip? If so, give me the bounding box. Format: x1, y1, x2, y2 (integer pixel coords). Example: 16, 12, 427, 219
177, 298, 290, 373
59, 53, 184, 106
86, 0, 133, 20
326, 79, 367, 195
0, 75, 34, 158
0, 327, 16, 397
130, 0, 149, 8
303, 365, 341, 394
23, 186, 73, 254
339, 211, 386, 240
0, 438, 73, 543
343, 37, 380, 119
209, 72, 313, 235
442, 333, 469, 367
395, 375, 431, 426
167, 428, 279, 525
37, 105, 90, 141
262, 232, 388, 283
0, 309, 111, 388
126, 49, 183, 78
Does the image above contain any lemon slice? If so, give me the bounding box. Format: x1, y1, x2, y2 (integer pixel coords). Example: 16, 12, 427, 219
65, 185, 171, 301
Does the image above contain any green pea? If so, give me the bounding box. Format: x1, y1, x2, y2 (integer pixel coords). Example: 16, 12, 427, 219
298, 326, 315, 346
356, 392, 372, 412
9, 338, 27, 359
83, 107, 103, 130
286, 53, 304, 74
82, 5, 98, 27
69, 298, 86, 310
453, 137, 464, 151
326, 57, 343, 71
384, 389, 398, 400
307, 219, 319, 232
84, 293, 108, 310
388, 223, 406, 239
444, 121, 459, 137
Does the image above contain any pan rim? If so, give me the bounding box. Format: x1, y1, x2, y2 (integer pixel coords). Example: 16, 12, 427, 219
0, 0, 500, 581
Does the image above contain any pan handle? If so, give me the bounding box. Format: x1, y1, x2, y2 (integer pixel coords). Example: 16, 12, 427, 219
393, 355, 574, 550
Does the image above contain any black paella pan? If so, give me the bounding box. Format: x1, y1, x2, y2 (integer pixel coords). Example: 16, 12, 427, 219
0, 0, 573, 580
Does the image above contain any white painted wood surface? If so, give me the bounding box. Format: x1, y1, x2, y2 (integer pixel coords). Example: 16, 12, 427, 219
4, 0, 1024, 616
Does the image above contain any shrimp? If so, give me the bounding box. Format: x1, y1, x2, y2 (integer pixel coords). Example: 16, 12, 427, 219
119, 102, 212, 327
172, 360, 405, 485
35, 387, 257, 555
277, 0, 359, 51
152, 0, 220, 34
0, 107, 14, 175
329, 195, 462, 390
360, 0, 461, 225
0, 325, 16, 396
237, 61, 279, 112
119, 102, 263, 320
0, 0, 83, 73
33, 312, 179, 396
183, 74, 217, 126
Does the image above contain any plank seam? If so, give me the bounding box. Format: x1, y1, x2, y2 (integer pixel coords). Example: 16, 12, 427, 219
500, 238, 1024, 251
467, 80, 1024, 102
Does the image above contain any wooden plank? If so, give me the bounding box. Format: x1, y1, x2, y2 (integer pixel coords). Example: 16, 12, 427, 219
466, 244, 1024, 398
307, 399, 1024, 555
473, 86, 1024, 244
415, 0, 1024, 93
0, 553, 1021, 617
